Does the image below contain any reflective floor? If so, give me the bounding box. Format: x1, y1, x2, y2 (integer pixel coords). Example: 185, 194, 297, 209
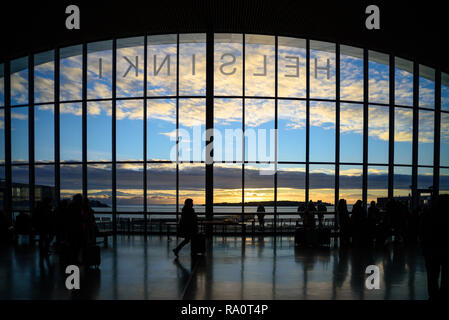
0, 235, 428, 300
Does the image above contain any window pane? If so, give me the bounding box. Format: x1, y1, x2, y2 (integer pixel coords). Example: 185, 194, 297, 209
340, 103, 363, 163
35, 104, 54, 162
310, 101, 335, 162
310, 41, 335, 100
245, 99, 275, 162
214, 98, 242, 162
87, 40, 113, 99
394, 166, 412, 198
368, 105, 389, 164
278, 100, 306, 162
147, 99, 176, 161
87, 101, 112, 162
12, 165, 29, 210
179, 163, 205, 213
309, 164, 334, 209
147, 163, 176, 210
441, 112, 449, 166
440, 168, 449, 195
179, 34, 206, 96
395, 58, 413, 107
418, 110, 434, 166
148, 34, 177, 97
214, 33, 243, 96
88, 164, 112, 212
60, 45, 83, 101
60, 103, 82, 162
11, 107, 28, 163
35, 165, 55, 204
11, 57, 28, 106
418, 167, 433, 190
419, 65, 435, 109
244, 164, 274, 213
442, 73, 449, 111
117, 37, 144, 98
340, 45, 363, 102
368, 51, 389, 104
245, 35, 275, 97
34, 50, 54, 103
367, 166, 388, 204
179, 98, 205, 162
214, 163, 242, 211
60, 164, 82, 200
394, 107, 413, 165
117, 100, 143, 161
339, 165, 362, 205
278, 37, 306, 98
277, 164, 305, 205
117, 163, 143, 212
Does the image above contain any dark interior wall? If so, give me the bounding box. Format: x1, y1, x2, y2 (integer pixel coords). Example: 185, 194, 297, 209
1, 0, 448, 72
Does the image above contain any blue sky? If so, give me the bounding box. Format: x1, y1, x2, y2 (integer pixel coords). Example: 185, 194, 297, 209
1, 34, 448, 205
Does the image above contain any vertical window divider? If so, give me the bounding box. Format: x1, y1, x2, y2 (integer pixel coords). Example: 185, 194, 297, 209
82, 44, 87, 199
412, 61, 419, 209
274, 35, 278, 235
362, 49, 369, 208
176, 34, 180, 223
4, 61, 12, 217
55, 48, 61, 204
241, 34, 246, 222
434, 70, 441, 193
388, 55, 395, 199
28, 54, 35, 211
206, 31, 214, 225
143, 35, 148, 234
335, 43, 340, 224
305, 39, 310, 204
112, 39, 117, 235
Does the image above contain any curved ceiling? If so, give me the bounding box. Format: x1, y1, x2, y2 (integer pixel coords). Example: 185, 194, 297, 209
1, 1, 449, 73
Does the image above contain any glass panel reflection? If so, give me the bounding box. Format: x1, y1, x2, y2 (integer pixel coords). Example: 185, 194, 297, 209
35, 104, 54, 162
278, 99, 306, 162
179, 34, 206, 96
368, 105, 389, 164
148, 34, 177, 97
340, 45, 363, 102
147, 99, 176, 161
214, 34, 243, 96
310, 101, 335, 162
340, 103, 363, 163
278, 37, 306, 98
310, 41, 336, 100
34, 51, 54, 103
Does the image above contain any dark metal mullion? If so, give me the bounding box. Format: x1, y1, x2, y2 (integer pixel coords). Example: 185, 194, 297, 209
434, 71, 441, 193
112, 40, 117, 235
242, 34, 245, 221
335, 43, 340, 226
82, 44, 87, 199
4, 61, 12, 217
206, 31, 214, 232
388, 55, 395, 199
305, 39, 310, 203
362, 49, 368, 208
412, 62, 419, 209
176, 34, 179, 222
274, 36, 278, 235
143, 35, 148, 234
28, 55, 35, 211
54, 48, 61, 203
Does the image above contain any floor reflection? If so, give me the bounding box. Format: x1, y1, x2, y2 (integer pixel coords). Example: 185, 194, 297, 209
0, 235, 428, 300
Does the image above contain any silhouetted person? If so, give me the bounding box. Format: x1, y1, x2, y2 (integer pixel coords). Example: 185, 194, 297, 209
367, 201, 379, 244
316, 201, 326, 228
257, 203, 265, 231
67, 194, 84, 264
337, 199, 351, 245
421, 195, 449, 300
33, 197, 54, 257
54, 199, 69, 249
173, 198, 198, 258
350, 200, 366, 247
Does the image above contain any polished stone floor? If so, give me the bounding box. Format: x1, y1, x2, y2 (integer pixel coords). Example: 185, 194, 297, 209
0, 235, 428, 300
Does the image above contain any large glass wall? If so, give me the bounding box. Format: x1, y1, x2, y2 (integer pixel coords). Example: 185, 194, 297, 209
1, 33, 446, 224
